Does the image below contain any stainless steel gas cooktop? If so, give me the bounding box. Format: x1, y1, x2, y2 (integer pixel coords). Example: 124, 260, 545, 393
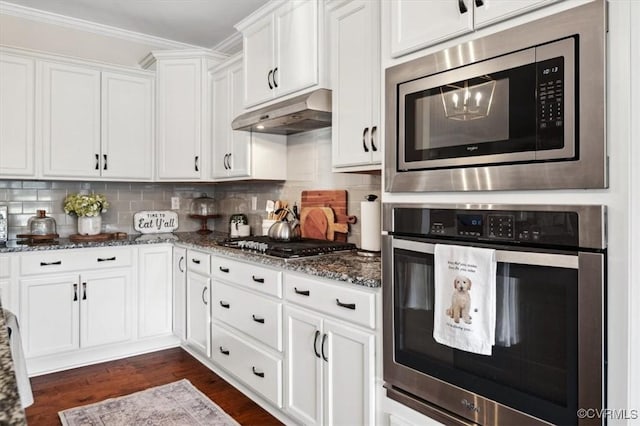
219, 236, 356, 259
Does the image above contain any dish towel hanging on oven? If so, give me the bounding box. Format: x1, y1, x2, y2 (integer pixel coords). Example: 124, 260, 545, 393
433, 244, 497, 355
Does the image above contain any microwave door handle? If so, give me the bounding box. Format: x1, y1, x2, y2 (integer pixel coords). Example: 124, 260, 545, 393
391, 238, 578, 269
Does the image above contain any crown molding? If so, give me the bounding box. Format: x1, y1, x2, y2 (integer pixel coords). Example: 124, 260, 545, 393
0, 1, 203, 50
212, 32, 243, 55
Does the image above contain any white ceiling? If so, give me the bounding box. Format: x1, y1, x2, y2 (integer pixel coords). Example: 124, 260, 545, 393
1, 0, 270, 48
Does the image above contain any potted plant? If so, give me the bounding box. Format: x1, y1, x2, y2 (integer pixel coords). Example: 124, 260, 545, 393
63, 193, 110, 235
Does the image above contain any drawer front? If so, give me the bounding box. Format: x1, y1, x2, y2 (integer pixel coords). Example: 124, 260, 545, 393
284, 274, 376, 329
212, 282, 282, 351
0, 256, 10, 278
213, 257, 282, 298
20, 246, 133, 275
211, 324, 282, 408
187, 249, 211, 275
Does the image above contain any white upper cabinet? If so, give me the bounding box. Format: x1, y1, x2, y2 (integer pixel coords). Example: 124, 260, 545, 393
101, 71, 154, 180
151, 51, 223, 181
41, 61, 102, 178
0, 52, 35, 178
329, 0, 381, 171
238, 0, 321, 108
210, 54, 287, 181
389, 0, 558, 58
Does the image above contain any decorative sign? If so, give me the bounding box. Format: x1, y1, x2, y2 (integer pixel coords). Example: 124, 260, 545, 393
134, 210, 179, 234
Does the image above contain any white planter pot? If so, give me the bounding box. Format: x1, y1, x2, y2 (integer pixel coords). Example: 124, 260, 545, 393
77, 215, 102, 235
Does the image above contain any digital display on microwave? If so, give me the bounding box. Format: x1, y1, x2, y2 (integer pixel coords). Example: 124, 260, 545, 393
457, 214, 483, 236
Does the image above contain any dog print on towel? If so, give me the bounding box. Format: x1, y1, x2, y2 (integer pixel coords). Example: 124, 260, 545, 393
445, 275, 472, 324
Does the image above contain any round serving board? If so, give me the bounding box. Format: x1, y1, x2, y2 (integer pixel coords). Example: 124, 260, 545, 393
69, 233, 114, 242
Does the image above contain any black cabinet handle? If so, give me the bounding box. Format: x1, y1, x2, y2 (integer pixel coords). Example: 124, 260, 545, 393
40, 260, 62, 266
202, 287, 208, 305
219, 301, 230, 309
195, 156, 199, 172
371, 126, 378, 152
252, 314, 265, 324
223, 153, 229, 170
97, 256, 116, 262
267, 69, 273, 89
362, 127, 370, 152
475, 0, 484, 6
272, 67, 278, 88
252, 366, 264, 378
219, 346, 229, 356
73, 283, 78, 301
103, 154, 108, 170
458, 0, 468, 14
313, 330, 321, 358
294, 287, 310, 296
252, 276, 265, 284
178, 256, 185, 273
82, 282, 87, 300
192, 259, 201, 264
336, 298, 356, 310
321, 333, 328, 362
95, 153, 99, 170
219, 266, 229, 273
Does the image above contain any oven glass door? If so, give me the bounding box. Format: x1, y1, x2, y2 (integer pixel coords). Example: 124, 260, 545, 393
392, 239, 578, 425
398, 37, 574, 171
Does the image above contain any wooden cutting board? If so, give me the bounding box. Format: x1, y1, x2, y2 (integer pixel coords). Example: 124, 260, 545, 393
301, 190, 352, 242
300, 207, 349, 240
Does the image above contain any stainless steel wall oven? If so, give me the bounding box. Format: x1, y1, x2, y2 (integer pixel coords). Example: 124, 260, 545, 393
382, 203, 606, 425
385, 0, 607, 192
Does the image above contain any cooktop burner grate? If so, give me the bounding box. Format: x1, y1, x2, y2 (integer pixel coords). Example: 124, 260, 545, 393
219, 236, 356, 258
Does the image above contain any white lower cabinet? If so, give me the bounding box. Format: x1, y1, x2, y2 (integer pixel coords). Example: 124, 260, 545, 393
186, 249, 211, 357
137, 245, 173, 339
284, 273, 376, 425
173, 246, 187, 341
20, 269, 132, 358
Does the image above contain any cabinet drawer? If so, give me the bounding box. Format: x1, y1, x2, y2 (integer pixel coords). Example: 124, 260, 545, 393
211, 324, 282, 408
0, 256, 10, 278
284, 274, 376, 329
187, 249, 210, 275
20, 247, 133, 275
213, 257, 282, 298
212, 282, 282, 351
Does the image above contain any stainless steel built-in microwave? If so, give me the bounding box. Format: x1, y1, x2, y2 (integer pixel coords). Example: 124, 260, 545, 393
385, 0, 607, 192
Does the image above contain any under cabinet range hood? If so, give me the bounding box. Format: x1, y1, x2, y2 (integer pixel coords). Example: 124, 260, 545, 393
232, 89, 331, 135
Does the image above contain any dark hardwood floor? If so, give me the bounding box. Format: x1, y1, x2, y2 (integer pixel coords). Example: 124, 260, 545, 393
25, 347, 283, 426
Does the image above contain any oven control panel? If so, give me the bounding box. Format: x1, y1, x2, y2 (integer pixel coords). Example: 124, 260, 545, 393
399, 208, 580, 246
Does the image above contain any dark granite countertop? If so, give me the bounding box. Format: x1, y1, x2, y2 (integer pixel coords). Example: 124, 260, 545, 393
0, 302, 27, 425
0, 232, 381, 288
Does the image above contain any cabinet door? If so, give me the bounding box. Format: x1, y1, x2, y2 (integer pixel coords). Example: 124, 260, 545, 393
101, 71, 153, 180
80, 269, 132, 348
0, 53, 35, 177
228, 59, 251, 178
41, 61, 101, 177
173, 247, 187, 340
138, 245, 173, 339
474, 0, 556, 28
156, 58, 202, 179
186, 271, 211, 356
285, 306, 323, 426
243, 14, 276, 107
275, 0, 318, 97
20, 275, 80, 358
211, 67, 231, 179
330, 0, 380, 168
390, 0, 473, 57
323, 320, 375, 426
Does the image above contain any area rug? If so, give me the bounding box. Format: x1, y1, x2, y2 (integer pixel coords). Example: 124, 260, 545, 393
58, 379, 240, 426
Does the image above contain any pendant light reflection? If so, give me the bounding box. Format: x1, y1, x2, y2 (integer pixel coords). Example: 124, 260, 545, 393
440, 77, 496, 121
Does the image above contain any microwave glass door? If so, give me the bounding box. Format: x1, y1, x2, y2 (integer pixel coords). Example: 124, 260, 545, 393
392, 242, 578, 425
397, 38, 575, 171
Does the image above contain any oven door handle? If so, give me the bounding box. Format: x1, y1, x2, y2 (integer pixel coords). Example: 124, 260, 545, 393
391, 239, 579, 269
